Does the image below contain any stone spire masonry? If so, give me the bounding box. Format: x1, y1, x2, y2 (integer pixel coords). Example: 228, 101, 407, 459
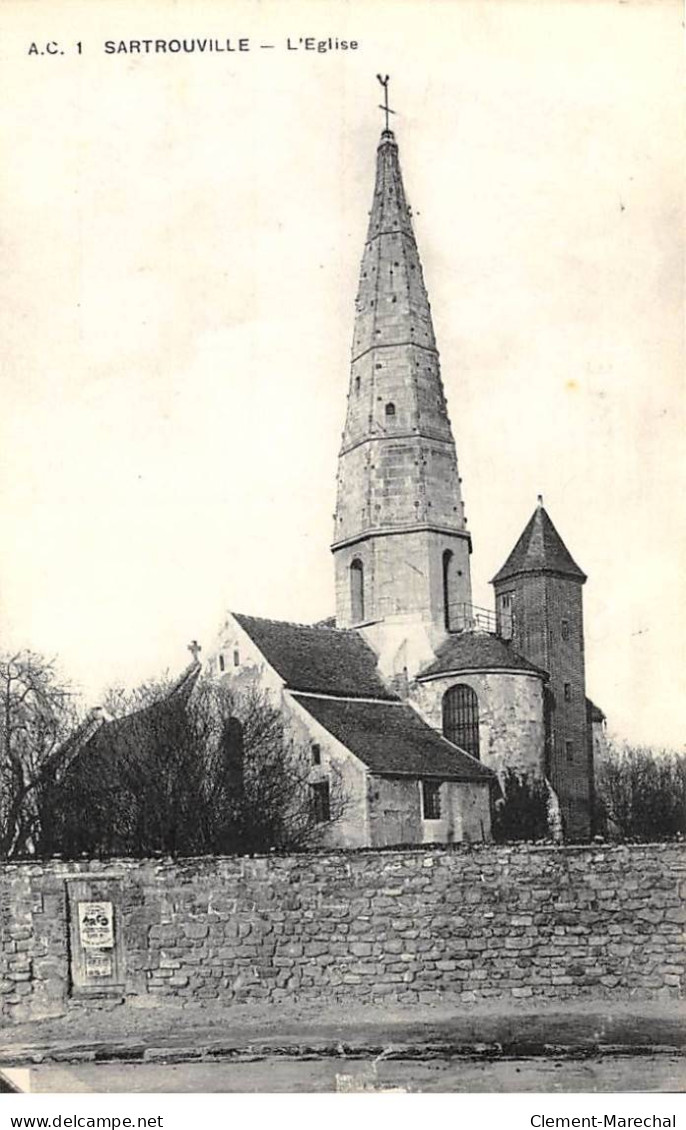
332, 124, 472, 652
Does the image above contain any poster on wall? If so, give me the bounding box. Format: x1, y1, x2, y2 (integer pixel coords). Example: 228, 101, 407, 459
84, 951, 114, 979
77, 902, 114, 950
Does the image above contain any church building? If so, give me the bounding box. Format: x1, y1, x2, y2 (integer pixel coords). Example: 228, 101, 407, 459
209, 115, 597, 845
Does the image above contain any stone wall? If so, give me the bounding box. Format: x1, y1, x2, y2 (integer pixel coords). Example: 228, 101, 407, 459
411, 668, 546, 779
1, 842, 683, 1023
334, 528, 472, 636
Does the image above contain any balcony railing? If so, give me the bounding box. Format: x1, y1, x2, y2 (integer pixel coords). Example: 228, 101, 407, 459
447, 602, 515, 639
448, 602, 497, 633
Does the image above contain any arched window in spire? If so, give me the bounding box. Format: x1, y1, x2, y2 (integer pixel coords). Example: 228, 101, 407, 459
442, 684, 480, 760
350, 558, 365, 623
442, 549, 454, 630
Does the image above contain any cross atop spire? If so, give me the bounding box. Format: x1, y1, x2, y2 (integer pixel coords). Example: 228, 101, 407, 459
376, 74, 396, 134
187, 639, 202, 663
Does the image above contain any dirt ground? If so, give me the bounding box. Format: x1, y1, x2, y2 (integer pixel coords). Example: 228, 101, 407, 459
2, 996, 685, 1064
4, 1053, 683, 1093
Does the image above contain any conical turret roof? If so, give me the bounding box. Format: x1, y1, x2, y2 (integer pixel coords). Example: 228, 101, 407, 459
492, 499, 586, 585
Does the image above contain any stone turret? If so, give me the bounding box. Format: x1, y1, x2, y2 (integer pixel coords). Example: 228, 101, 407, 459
492, 498, 592, 840
332, 128, 471, 677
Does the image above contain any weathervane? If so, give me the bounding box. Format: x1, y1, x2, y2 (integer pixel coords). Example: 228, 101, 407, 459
376, 74, 395, 133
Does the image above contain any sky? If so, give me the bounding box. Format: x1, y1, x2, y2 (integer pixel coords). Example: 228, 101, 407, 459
0, 0, 683, 749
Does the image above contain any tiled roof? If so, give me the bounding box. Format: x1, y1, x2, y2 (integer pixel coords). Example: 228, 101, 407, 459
81, 695, 187, 767
291, 693, 494, 782
233, 613, 399, 701
52, 662, 202, 780
492, 503, 586, 585
418, 632, 547, 681
312, 616, 337, 628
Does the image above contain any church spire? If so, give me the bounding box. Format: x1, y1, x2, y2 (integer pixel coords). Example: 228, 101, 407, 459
332, 110, 472, 637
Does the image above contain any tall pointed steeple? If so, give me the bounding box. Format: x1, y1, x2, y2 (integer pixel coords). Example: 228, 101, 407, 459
333, 123, 472, 646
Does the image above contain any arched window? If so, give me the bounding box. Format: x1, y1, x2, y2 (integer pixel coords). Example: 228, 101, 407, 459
442, 684, 480, 760
385, 402, 396, 418
442, 549, 453, 630
310, 781, 331, 823
220, 717, 245, 795
350, 558, 365, 623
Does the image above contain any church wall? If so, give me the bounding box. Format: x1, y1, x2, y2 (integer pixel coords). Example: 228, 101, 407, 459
457, 782, 493, 843
420, 780, 491, 846
410, 669, 546, 780
3, 844, 683, 1022
367, 776, 422, 847
334, 528, 471, 636
367, 777, 490, 847
208, 615, 286, 701
373, 524, 429, 614
283, 696, 370, 850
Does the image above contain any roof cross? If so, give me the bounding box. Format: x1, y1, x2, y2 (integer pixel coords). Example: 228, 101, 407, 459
376, 74, 396, 133
187, 639, 202, 663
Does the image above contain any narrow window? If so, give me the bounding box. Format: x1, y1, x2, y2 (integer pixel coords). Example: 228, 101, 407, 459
442, 549, 454, 630
498, 592, 514, 640
561, 619, 570, 641
564, 682, 571, 702
421, 780, 442, 820
566, 741, 574, 763
354, 376, 361, 394
442, 684, 480, 760
233, 649, 240, 667
310, 781, 331, 823
221, 717, 244, 791
385, 402, 396, 418
312, 743, 321, 766
219, 654, 225, 672
350, 558, 365, 623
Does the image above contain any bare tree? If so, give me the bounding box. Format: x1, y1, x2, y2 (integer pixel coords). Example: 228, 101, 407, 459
595, 741, 686, 841
44, 674, 348, 858
99, 674, 176, 719
0, 650, 80, 859
196, 680, 349, 854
